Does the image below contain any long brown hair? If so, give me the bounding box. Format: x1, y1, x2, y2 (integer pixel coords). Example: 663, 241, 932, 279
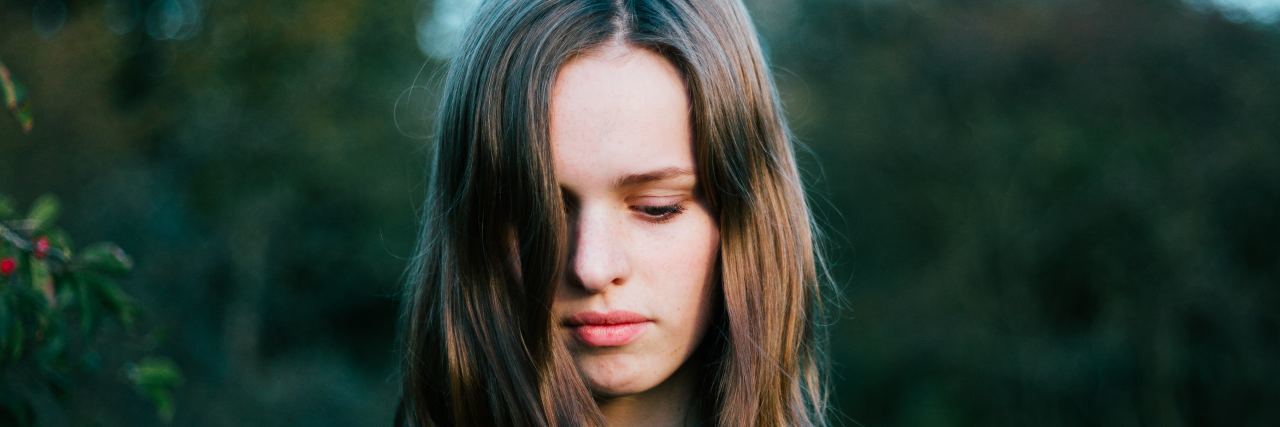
397, 0, 830, 425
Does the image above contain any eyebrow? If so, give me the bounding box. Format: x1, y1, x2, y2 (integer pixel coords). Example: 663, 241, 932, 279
613, 166, 695, 188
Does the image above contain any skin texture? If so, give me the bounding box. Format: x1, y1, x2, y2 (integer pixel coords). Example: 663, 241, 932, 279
549, 43, 719, 426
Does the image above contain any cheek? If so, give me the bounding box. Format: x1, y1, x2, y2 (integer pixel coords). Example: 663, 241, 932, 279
638, 205, 718, 267
637, 211, 719, 324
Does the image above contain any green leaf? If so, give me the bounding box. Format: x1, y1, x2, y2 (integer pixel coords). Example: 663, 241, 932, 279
72, 275, 96, 335
103, 282, 136, 330
130, 357, 184, 387
76, 243, 133, 276
83, 273, 136, 330
44, 230, 73, 259
128, 357, 183, 423
26, 195, 59, 233
30, 259, 54, 308
12, 275, 48, 315
9, 277, 47, 362
1, 59, 34, 134
36, 324, 68, 375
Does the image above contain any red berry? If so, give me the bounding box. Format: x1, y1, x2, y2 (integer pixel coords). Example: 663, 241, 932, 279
0, 257, 15, 276
34, 236, 50, 259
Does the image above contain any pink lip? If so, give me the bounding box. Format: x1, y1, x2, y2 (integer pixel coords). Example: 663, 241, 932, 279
565, 311, 652, 347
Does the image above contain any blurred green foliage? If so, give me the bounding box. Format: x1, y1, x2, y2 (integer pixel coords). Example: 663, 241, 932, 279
2, 0, 1278, 426
0, 192, 179, 425
1, 58, 35, 133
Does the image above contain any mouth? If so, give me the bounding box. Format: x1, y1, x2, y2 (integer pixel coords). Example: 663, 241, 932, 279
564, 310, 652, 347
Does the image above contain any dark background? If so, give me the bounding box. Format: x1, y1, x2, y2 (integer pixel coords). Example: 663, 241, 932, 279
2, 0, 1278, 425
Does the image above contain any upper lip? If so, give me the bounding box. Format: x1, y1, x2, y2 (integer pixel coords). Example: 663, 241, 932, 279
564, 310, 650, 326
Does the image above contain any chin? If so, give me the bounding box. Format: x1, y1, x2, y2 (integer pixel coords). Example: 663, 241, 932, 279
575, 353, 665, 397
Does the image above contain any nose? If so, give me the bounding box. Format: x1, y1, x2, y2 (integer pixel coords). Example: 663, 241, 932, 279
568, 204, 631, 293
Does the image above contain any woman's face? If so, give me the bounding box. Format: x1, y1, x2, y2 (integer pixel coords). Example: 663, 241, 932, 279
549, 44, 719, 397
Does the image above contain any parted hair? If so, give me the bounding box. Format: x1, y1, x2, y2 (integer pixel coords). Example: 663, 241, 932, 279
396, 0, 830, 425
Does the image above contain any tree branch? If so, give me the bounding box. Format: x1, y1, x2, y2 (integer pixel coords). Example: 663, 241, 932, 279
0, 221, 71, 264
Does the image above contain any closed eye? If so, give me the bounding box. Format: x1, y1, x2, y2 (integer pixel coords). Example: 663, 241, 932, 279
632, 204, 686, 223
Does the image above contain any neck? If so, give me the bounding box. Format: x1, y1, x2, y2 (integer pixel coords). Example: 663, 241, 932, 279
595, 361, 703, 427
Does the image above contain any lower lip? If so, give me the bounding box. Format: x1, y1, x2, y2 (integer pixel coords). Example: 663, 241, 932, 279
572, 322, 651, 347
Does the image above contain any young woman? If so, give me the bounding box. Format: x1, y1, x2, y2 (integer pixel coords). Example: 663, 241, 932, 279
396, 0, 831, 425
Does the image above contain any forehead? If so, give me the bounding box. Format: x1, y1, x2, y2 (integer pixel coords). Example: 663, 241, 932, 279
548, 45, 693, 188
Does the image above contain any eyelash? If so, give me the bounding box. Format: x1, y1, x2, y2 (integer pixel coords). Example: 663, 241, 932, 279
631, 203, 687, 223
561, 193, 687, 224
